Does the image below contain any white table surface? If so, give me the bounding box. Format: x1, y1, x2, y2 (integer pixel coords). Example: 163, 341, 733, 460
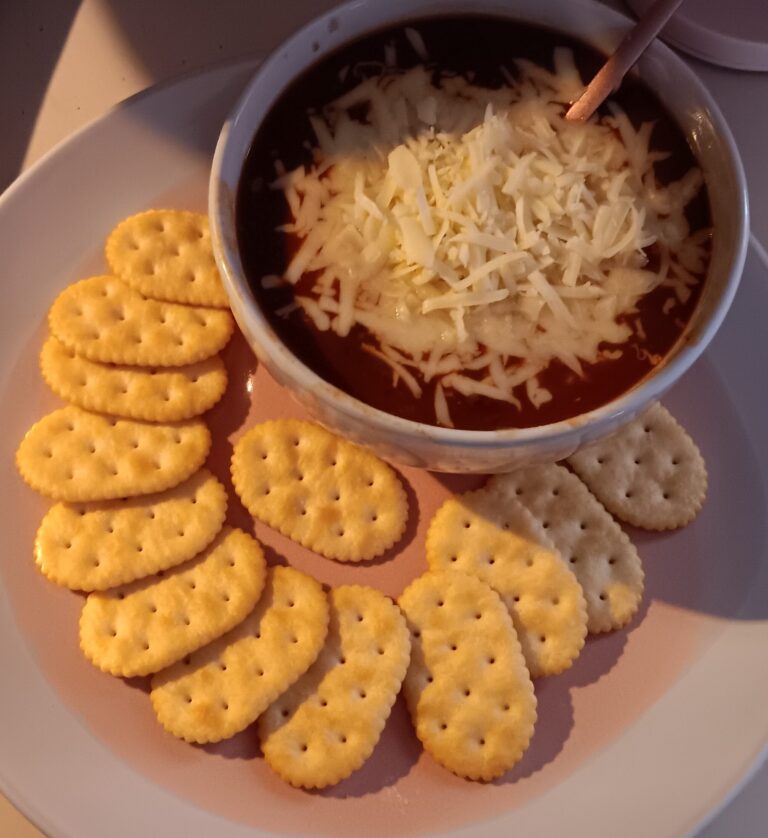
1, 1, 765, 835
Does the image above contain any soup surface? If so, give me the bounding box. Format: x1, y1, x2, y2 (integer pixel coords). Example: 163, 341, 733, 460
236, 16, 710, 430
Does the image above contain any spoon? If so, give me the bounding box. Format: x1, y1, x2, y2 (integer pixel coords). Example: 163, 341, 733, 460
565, 0, 686, 122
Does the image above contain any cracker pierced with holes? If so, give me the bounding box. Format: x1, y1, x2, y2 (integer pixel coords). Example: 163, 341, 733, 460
79, 528, 266, 677
35, 469, 227, 591
568, 403, 707, 530
40, 336, 227, 421
399, 569, 536, 781
105, 210, 229, 308
151, 566, 328, 744
48, 275, 233, 366
487, 465, 644, 633
259, 585, 410, 788
231, 420, 408, 562
426, 492, 587, 677
16, 406, 210, 502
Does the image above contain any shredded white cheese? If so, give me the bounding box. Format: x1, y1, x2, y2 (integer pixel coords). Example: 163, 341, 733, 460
266, 47, 709, 426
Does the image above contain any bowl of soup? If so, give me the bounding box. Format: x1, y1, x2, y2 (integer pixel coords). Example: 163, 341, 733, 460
210, 0, 748, 472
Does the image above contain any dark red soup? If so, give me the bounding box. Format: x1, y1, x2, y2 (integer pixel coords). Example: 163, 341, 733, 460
236, 16, 710, 431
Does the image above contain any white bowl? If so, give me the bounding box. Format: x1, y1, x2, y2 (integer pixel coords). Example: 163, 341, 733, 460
210, 0, 749, 473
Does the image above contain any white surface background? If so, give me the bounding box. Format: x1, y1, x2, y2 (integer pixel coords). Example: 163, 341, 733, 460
0, 1, 765, 835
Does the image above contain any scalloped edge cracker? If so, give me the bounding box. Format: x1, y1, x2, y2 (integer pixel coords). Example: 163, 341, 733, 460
150, 567, 329, 744
35, 469, 227, 591
231, 420, 408, 562
487, 465, 644, 633
567, 403, 707, 530
426, 491, 587, 677
49, 275, 233, 366
258, 585, 410, 788
105, 210, 230, 308
40, 335, 228, 421
399, 569, 537, 781
79, 528, 266, 677
16, 406, 210, 502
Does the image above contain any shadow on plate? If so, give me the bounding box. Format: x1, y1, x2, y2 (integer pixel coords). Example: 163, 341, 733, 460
198, 695, 422, 795
315, 696, 422, 798
204, 330, 257, 535
638, 356, 768, 622
350, 470, 421, 568
432, 473, 489, 495
496, 677, 574, 785
495, 599, 643, 785
199, 727, 264, 761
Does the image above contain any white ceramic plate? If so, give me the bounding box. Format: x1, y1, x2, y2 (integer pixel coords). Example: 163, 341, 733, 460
1, 61, 767, 838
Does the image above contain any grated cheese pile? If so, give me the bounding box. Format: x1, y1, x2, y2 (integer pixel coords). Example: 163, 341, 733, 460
265, 43, 710, 427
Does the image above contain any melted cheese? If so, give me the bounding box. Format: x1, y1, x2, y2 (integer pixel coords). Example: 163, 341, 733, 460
267, 47, 708, 425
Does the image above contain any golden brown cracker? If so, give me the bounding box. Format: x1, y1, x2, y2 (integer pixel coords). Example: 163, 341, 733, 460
399, 569, 537, 781
231, 420, 408, 562
426, 491, 587, 677
258, 585, 410, 788
16, 406, 210, 502
40, 335, 227, 421
35, 469, 227, 591
150, 566, 328, 743
105, 210, 229, 308
48, 275, 233, 366
79, 528, 266, 677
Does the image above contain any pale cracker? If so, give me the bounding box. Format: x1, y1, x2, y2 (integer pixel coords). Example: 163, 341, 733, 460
16, 405, 210, 502
105, 210, 229, 308
398, 568, 537, 781
151, 566, 328, 744
79, 527, 266, 677
48, 275, 233, 366
426, 492, 587, 677
567, 402, 708, 530
231, 420, 408, 562
487, 465, 644, 633
40, 335, 227, 421
35, 469, 227, 591
259, 584, 410, 788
